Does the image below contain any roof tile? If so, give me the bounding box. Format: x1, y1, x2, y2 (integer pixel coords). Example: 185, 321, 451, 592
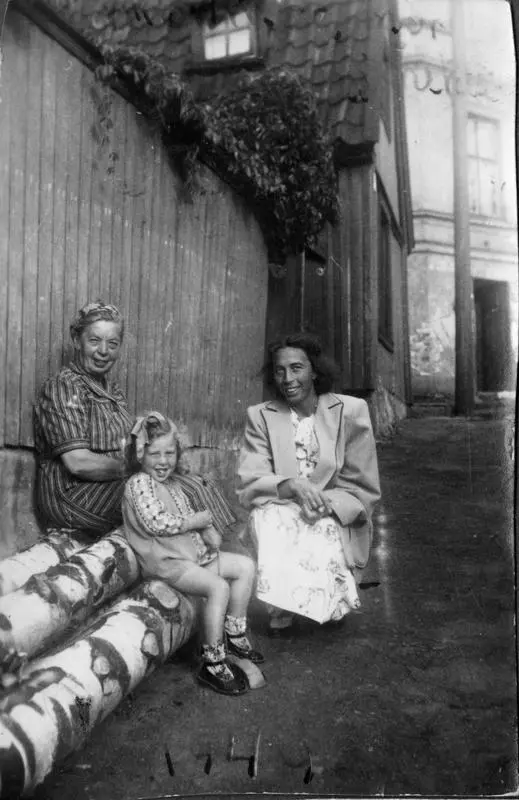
46, 0, 391, 145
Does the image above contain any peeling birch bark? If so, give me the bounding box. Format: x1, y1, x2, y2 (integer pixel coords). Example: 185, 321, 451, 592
0, 580, 196, 797
0, 532, 85, 596
0, 533, 140, 667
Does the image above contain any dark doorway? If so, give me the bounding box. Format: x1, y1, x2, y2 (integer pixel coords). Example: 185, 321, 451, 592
474, 278, 514, 391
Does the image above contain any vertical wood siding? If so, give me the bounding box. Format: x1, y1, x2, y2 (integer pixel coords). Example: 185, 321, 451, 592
338, 165, 374, 390
0, 10, 268, 449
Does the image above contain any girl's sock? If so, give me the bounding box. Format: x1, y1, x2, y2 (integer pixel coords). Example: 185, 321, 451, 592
201, 640, 235, 681
224, 614, 252, 651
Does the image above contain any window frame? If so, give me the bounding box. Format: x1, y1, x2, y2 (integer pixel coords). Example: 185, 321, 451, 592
201, 9, 255, 61
467, 113, 502, 220
377, 199, 394, 352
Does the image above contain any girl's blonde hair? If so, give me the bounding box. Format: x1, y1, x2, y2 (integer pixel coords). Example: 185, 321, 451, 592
126, 412, 190, 476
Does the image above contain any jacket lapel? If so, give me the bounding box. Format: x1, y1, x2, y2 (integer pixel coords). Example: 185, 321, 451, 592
261, 394, 343, 484
261, 401, 299, 477
311, 394, 343, 485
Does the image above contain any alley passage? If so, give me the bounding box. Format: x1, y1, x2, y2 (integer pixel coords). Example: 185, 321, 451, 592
38, 416, 517, 798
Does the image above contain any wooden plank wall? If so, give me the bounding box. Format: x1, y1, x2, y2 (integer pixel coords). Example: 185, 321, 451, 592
0, 10, 268, 451
337, 163, 376, 392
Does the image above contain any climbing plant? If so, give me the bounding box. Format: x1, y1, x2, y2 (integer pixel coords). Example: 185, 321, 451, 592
204, 68, 339, 262
95, 48, 339, 262
95, 46, 206, 182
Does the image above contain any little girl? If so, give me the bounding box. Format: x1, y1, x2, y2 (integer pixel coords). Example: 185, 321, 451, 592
122, 411, 264, 696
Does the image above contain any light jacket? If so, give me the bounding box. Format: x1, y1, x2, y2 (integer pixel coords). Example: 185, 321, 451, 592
236, 393, 381, 567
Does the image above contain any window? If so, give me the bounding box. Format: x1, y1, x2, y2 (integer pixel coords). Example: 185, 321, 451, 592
202, 12, 254, 60
467, 115, 501, 218
378, 204, 393, 348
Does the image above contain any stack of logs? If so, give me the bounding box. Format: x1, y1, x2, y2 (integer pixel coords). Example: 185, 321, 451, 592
0, 531, 197, 797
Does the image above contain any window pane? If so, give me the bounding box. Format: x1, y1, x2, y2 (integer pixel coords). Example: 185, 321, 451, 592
229, 29, 251, 55
477, 120, 497, 160
478, 160, 499, 216
203, 18, 229, 35
204, 35, 227, 60
468, 158, 480, 213
231, 12, 250, 29
467, 117, 477, 156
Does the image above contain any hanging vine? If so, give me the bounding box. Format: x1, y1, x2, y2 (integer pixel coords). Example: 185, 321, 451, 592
203, 68, 339, 263
95, 46, 207, 183
94, 47, 338, 262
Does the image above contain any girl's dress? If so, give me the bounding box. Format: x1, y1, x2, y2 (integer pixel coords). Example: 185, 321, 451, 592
249, 410, 360, 623
122, 472, 217, 583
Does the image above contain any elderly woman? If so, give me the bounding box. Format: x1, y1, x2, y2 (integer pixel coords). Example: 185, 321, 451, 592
237, 333, 381, 632
33, 302, 132, 538
34, 301, 238, 542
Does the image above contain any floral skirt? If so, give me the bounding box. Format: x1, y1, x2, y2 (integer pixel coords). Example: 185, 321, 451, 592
249, 503, 360, 624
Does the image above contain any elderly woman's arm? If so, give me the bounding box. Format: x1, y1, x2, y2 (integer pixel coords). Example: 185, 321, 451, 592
61, 450, 124, 481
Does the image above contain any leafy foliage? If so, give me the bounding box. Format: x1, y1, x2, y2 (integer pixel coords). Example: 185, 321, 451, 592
96, 46, 206, 181
96, 49, 339, 262
204, 69, 339, 262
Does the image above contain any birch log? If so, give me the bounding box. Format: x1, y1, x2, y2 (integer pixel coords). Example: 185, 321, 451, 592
0, 533, 140, 670
0, 531, 86, 596
0, 580, 196, 798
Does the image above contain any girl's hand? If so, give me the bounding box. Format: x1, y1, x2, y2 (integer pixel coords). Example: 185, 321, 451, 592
278, 478, 333, 515
201, 525, 222, 550
196, 510, 213, 528
181, 510, 213, 532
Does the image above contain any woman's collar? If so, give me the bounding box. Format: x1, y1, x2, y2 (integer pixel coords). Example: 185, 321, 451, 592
264, 393, 342, 413
69, 360, 113, 395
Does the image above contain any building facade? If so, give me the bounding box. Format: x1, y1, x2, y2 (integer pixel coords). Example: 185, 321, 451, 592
47, 0, 415, 435
400, 0, 517, 400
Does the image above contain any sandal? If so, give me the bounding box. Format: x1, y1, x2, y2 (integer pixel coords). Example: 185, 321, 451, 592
225, 633, 265, 664
197, 660, 249, 696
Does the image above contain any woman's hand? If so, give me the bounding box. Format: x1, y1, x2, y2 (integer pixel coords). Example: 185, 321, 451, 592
300, 503, 330, 524
278, 478, 333, 515
201, 525, 222, 551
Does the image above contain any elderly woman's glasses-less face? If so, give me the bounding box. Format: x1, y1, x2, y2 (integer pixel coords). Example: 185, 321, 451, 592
74, 321, 122, 378
273, 347, 316, 407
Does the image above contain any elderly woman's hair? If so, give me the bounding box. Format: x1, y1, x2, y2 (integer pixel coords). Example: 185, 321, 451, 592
264, 332, 339, 396
70, 301, 125, 340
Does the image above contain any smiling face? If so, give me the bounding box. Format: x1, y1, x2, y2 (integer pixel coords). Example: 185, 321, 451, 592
141, 431, 178, 483
74, 321, 122, 379
273, 347, 317, 409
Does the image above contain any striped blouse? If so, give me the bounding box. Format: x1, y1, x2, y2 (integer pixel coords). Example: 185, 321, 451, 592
33, 361, 133, 536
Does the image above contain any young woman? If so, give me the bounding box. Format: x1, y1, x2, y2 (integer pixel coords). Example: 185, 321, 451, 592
237, 333, 381, 632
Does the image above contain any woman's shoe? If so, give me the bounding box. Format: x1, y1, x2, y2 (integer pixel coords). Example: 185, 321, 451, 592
197, 660, 248, 696
225, 633, 265, 664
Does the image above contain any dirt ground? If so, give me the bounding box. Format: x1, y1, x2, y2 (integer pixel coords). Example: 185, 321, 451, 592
34, 416, 517, 799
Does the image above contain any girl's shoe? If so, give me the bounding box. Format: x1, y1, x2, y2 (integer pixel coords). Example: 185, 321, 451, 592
225, 632, 265, 664
197, 660, 248, 696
